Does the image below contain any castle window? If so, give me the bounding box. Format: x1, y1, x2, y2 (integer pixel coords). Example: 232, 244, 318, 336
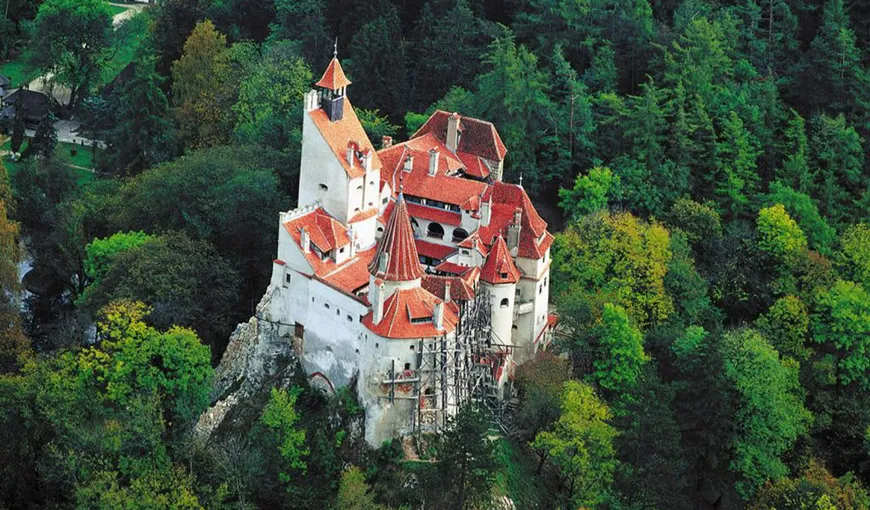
461, 249, 469, 255
500, 272, 508, 279
319, 183, 328, 191
382, 197, 388, 204
500, 298, 509, 308
404, 363, 411, 371
340, 247, 345, 253
369, 180, 375, 186
512, 325, 518, 330
539, 284, 543, 294
324, 303, 330, 310
336, 309, 340, 316
284, 272, 291, 287
411, 316, 433, 324
375, 342, 379, 348
347, 315, 353, 322
410, 345, 415, 351
368, 202, 374, 207
377, 227, 384, 233
427, 222, 444, 239
452, 228, 469, 242
357, 185, 363, 190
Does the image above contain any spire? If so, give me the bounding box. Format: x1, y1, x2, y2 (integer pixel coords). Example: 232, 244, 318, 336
315, 56, 352, 90
333, 37, 338, 59
369, 195, 424, 282
480, 236, 520, 284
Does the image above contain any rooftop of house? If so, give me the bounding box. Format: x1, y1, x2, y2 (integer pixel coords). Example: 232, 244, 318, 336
361, 287, 458, 338
480, 237, 521, 284
315, 57, 352, 90
413, 110, 507, 162
308, 95, 381, 179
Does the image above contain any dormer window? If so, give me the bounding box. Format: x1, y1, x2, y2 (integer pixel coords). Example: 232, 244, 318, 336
410, 316, 433, 324
500, 272, 508, 279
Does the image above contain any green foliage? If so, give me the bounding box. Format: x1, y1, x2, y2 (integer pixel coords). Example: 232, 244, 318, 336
28, 0, 113, 108
532, 380, 618, 508
262, 387, 309, 485
553, 211, 673, 329
667, 197, 723, 245
356, 109, 400, 145
594, 303, 649, 396
764, 182, 837, 256
748, 459, 870, 510
335, 466, 386, 510
756, 203, 808, 266
722, 329, 812, 498
515, 352, 571, 438
433, 404, 497, 509
756, 296, 810, 360
838, 224, 870, 288
233, 41, 311, 153
812, 280, 870, 390
84, 231, 153, 283
558, 166, 619, 221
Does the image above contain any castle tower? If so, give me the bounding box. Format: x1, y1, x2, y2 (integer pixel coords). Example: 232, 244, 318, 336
298, 53, 381, 249
480, 236, 520, 350
368, 194, 424, 317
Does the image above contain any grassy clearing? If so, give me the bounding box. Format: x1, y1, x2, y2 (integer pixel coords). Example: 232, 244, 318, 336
107, 4, 128, 17
0, 58, 39, 89
2, 139, 97, 186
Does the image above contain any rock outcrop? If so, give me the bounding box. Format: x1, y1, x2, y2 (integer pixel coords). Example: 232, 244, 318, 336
195, 287, 299, 441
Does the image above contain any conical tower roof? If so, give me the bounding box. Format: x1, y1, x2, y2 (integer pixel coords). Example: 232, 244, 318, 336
370, 195, 424, 281
480, 236, 520, 284
315, 57, 352, 90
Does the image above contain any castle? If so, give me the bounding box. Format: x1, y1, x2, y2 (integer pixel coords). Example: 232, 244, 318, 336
266, 56, 554, 445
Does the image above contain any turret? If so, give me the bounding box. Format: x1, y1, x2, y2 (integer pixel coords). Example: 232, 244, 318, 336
315, 54, 352, 122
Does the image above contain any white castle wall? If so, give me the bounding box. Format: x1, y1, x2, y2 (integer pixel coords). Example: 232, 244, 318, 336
298, 113, 353, 224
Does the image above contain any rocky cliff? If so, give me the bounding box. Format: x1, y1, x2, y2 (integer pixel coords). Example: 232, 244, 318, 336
195, 287, 299, 441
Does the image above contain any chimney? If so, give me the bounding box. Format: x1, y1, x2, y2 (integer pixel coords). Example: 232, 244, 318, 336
480, 194, 492, 225
300, 227, 311, 252
446, 112, 460, 152
361, 149, 372, 172
382, 136, 393, 148
305, 90, 320, 112
403, 155, 414, 172
373, 281, 385, 324
506, 207, 522, 256
347, 141, 357, 167
434, 301, 444, 330
444, 282, 451, 304
428, 148, 439, 176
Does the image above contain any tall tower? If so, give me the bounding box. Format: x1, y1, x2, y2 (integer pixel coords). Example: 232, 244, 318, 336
298, 51, 381, 250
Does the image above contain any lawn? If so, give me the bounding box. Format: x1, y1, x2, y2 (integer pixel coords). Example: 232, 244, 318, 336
107, 4, 128, 17
0, 58, 39, 89
2, 139, 97, 186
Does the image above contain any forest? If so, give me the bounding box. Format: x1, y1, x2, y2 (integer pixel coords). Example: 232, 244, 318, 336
2, 0, 870, 508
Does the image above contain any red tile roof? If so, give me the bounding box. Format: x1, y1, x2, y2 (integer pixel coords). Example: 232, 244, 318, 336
480, 237, 521, 284
369, 195, 424, 281
456, 151, 491, 179
479, 182, 551, 260
349, 207, 379, 223
308, 97, 380, 179
422, 274, 476, 301
413, 110, 507, 161
362, 287, 457, 338
284, 207, 351, 252
434, 261, 473, 275
378, 136, 488, 210
315, 57, 352, 90
318, 247, 377, 300
415, 239, 457, 261
405, 202, 462, 226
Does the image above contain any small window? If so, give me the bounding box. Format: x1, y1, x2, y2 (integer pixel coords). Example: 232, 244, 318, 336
404, 363, 411, 371
347, 315, 353, 322
500, 298, 509, 308
368, 202, 373, 207
336, 309, 340, 315
539, 284, 543, 294
512, 325, 518, 330
500, 272, 508, 279
319, 183, 328, 191
324, 303, 330, 310
340, 247, 346, 253
357, 185, 363, 190
311, 297, 315, 302
382, 197, 388, 204
284, 272, 291, 286
370, 181, 375, 186
375, 342, 379, 348
461, 249, 469, 255
410, 345, 415, 351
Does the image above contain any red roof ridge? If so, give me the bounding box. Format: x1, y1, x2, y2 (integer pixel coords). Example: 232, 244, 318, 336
315, 58, 351, 90
369, 195, 424, 281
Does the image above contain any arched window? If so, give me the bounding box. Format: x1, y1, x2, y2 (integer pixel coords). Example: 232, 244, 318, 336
452, 227, 469, 242
500, 298, 509, 308
427, 222, 444, 239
